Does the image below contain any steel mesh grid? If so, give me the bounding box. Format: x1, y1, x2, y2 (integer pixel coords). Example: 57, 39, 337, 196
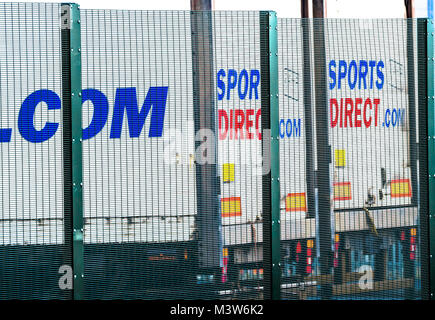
213, 12, 264, 299
278, 18, 425, 300
278, 18, 318, 300
0, 2, 70, 300
0, 6, 430, 300
80, 10, 265, 299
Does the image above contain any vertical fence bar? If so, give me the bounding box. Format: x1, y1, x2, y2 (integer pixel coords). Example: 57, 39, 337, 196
269, 12, 281, 301
405, 18, 418, 300
426, 18, 435, 300
301, 19, 316, 219
312, 17, 333, 299
70, 3, 83, 301
61, 3, 83, 300
260, 11, 280, 300
408, 20, 419, 207
418, 17, 432, 300
190, 9, 221, 274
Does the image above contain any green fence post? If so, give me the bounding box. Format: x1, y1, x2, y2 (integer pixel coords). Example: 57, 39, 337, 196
427, 18, 435, 300
260, 11, 280, 300
61, 3, 83, 300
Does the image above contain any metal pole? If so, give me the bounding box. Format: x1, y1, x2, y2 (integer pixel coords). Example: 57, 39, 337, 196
426, 17, 435, 301
301, 0, 310, 18
313, 0, 326, 18
406, 0, 419, 210
191, 0, 213, 10
402, 0, 419, 299
419, 17, 434, 300
61, 3, 83, 300
190, 0, 222, 275
260, 11, 280, 300
301, 0, 315, 219
405, 0, 414, 18
312, 0, 333, 299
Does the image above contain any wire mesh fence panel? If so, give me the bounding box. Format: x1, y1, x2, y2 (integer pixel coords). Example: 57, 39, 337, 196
278, 18, 428, 300
278, 18, 319, 300
81, 10, 198, 299
0, 5, 431, 300
214, 11, 268, 299
80, 10, 266, 299
0, 2, 71, 299
325, 19, 423, 300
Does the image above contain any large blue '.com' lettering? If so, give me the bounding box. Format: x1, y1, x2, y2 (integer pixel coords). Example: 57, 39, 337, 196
0, 86, 168, 143
109, 87, 168, 139
82, 86, 168, 140
18, 89, 61, 143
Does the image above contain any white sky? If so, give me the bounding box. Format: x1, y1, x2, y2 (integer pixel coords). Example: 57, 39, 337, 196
7, 0, 431, 17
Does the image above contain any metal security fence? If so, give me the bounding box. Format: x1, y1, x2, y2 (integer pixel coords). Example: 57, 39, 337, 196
0, 2, 73, 299
80, 9, 276, 300
278, 18, 429, 300
0, 2, 434, 300
81, 9, 207, 299
278, 18, 318, 299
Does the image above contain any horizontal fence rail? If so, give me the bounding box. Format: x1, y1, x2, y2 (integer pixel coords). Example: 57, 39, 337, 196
0, 2, 432, 300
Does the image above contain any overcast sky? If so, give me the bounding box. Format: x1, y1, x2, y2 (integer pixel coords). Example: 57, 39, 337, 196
9, 0, 431, 18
